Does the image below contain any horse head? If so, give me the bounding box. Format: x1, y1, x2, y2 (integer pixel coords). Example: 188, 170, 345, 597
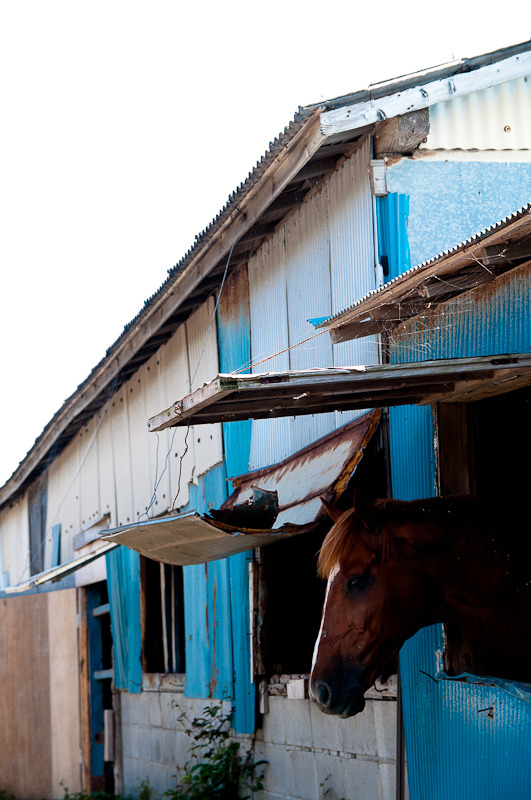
310, 493, 426, 718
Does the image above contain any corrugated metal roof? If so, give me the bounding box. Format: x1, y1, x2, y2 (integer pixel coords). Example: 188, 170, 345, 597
102, 411, 380, 565
303, 40, 531, 114
318, 202, 531, 340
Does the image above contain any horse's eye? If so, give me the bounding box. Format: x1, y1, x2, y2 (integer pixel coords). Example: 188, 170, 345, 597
347, 574, 368, 592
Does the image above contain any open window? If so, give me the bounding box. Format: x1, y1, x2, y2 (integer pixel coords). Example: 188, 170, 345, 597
141, 557, 185, 674
436, 386, 531, 679
255, 418, 391, 696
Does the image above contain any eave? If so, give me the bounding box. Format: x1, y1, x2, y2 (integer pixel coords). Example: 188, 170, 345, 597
318, 205, 531, 343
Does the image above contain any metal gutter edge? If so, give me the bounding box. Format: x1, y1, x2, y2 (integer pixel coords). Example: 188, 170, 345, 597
3, 541, 117, 593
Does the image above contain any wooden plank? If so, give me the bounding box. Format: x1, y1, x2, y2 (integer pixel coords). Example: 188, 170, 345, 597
321, 51, 531, 136
48, 590, 82, 798
79, 589, 92, 794
0, 594, 53, 799
160, 562, 169, 673
374, 110, 430, 156
148, 354, 531, 429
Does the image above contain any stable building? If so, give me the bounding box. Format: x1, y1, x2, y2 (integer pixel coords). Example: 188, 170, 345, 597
1, 40, 530, 800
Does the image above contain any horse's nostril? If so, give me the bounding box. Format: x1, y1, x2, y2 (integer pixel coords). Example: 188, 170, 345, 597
316, 681, 331, 707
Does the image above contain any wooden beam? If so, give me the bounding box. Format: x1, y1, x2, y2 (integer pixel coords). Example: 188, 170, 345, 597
321, 51, 531, 136
374, 110, 429, 156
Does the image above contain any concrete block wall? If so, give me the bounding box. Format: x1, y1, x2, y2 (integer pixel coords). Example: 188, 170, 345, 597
253, 696, 397, 800
118, 690, 398, 800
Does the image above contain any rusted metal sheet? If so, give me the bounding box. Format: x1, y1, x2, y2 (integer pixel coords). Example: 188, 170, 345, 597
318, 204, 531, 342
102, 411, 380, 566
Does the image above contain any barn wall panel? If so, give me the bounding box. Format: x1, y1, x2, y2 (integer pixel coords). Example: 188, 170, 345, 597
0, 495, 30, 587
0, 593, 53, 799
46, 434, 81, 564
96, 404, 117, 527
141, 353, 172, 516
422, 76, 531, 151
248, 234, 293, 468
48, 589, 82, 796
79, 414, 102, 533
126, 365, 155, 522
216, 263, 255, 734
248, 141, 378, 469
185, 297, 223, 480
328, 138, 379, 427
386, 157, 531, 268
285, 187, 337, 451
158, 324, 193, 511
109, 384, 135, 529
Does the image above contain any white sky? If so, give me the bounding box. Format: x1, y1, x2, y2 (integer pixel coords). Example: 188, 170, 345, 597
0, 1, 529, 487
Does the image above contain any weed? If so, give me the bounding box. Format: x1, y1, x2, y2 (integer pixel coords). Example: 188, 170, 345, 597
164, 704, 266, 800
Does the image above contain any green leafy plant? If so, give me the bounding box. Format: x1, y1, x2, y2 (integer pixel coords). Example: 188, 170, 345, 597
164, 704, 266, 800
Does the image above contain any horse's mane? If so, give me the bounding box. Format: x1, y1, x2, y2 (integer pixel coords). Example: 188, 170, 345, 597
317, 508, 364, 579
317, 504, 395, 579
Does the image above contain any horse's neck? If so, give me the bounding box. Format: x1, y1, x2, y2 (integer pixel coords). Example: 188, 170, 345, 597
401, 506, 529, 633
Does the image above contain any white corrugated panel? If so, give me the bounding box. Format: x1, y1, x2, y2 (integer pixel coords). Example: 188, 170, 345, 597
108, 384, 135, 528
141, 352, 172, 516
184, 297, 223, 480
0, 496, 30, 586
285, 187, 338, 451
248, 230, 294, 468
127, 365, 156, 522
79, 414, 102, 532
97, 405, 117, 527
159, 324, 194, 510
422, 76, 531, 150
46, 433, 82, 564
248, 139, 378, 469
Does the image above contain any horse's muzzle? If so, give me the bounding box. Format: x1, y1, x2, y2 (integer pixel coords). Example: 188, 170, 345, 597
310, 674, 366, 718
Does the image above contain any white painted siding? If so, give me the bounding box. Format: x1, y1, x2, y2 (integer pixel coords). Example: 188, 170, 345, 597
422, 76, 531, 151
46, 433, 82, 564
185, 297, 223, 481
0, 495, 30, 587
249, 138, 378, 469
19, 294, 224, 573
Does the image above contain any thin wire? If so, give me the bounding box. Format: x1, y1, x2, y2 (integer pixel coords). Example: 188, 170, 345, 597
233, 326, 331, 374
142, 217, 244, 520
15, 377, 119, 586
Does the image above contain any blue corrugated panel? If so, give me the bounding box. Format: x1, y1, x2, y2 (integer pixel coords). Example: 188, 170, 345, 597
106, 546, 142, 693
391, 264, 531, 362
376, 193, 411, 283
386, 160, 531, 267
183, 465, 233, 700
216, 270, 255, 734
389, 264, 531, 798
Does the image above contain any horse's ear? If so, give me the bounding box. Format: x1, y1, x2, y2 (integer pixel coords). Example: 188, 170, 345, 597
352, 490, 376, 530
320, 496, 344, 523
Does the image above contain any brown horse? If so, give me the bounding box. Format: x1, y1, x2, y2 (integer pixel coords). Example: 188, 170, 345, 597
310, 493, 531, 718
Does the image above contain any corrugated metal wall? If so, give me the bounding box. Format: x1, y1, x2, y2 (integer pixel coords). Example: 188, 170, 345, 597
248, 137, 378, 469
421, 76, 531, 151
0, 496, 30, 588
390, 263, 531, 799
